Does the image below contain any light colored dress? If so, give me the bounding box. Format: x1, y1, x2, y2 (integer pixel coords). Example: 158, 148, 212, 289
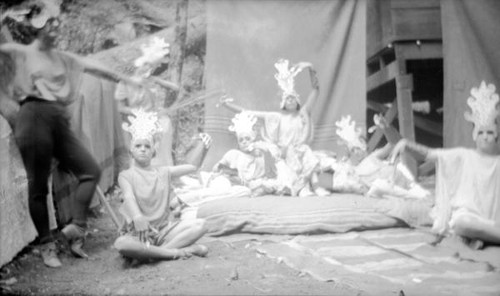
431, 148, 500, 234
115, 79, 173, 167
216, 148, 284, 196
118, 165, 177, 246
256, 111, 319, 195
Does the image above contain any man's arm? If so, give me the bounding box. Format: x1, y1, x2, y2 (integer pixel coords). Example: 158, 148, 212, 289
63, 52, 142, 87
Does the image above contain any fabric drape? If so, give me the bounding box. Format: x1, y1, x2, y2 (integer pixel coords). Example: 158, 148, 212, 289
204, 0, 367, 168
441, 0, 500, 148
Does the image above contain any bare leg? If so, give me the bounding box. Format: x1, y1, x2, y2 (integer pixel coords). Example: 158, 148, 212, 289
161, 219, 207, 249
452, 216, 500, 245
114, 236, 184, 261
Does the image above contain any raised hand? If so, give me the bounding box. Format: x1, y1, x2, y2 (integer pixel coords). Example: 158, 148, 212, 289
199, 133, 212, 148
217, 95, 234, 107
368, 113, 387, 133
373, 113, 388, 128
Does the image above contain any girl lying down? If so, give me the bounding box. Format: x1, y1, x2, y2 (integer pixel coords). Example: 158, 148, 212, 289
330, 114, 430, 200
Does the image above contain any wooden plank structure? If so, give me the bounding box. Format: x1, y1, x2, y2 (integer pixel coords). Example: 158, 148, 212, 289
366, 0, 443, 175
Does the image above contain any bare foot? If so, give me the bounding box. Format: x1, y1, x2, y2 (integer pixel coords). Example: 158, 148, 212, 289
182, 244, 208, 257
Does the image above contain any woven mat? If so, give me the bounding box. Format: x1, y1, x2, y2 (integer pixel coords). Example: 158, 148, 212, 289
255, 228, 500, 296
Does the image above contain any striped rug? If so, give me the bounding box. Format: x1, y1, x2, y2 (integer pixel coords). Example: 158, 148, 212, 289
255, 228, 500, 296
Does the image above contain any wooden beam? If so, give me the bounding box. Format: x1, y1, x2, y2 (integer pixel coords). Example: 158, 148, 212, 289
394, 42, 442, 60
395, 74, 417, 177
414, 115, 443, 137
367, 61, 399, 92
367, 100, 443, 138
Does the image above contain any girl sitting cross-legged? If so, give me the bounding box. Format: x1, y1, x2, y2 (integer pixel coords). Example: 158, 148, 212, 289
114, 109, 210, 262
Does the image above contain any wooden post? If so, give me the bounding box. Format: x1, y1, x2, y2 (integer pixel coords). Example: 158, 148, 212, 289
395, 74, 417, 177
395, 74, 415, 141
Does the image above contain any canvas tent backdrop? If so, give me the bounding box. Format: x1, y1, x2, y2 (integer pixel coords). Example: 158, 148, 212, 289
203, 0, 367, 168
441, 0, 500, 148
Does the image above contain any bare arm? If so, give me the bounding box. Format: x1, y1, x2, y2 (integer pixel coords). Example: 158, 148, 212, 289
370, 143, 394, 160
169, 164, 198, 178
219, 96, 245, 113
299, 63, 319, 114
118, 175, 144, 221
0, 43, 25, 54
64, 52, 141, 87
149, 76, 180, 91
391, 139, 438, 163
219, 96, 270, 118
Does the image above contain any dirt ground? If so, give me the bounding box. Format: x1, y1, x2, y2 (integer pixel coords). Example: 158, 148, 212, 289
0, 202, 369, 296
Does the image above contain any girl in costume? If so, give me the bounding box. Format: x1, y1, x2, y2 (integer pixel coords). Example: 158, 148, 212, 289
114, 109, 209, 261
220, 59, 326, 197
332, 114, 429, 200
391, 81, 500, 248
212, 111, 287, 197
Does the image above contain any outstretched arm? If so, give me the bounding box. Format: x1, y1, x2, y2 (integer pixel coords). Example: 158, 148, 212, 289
149, 76, 180, 91
299, 62, 319, 114
390, 139, 438, 163
0, 42, 25, 55
218, 96, 270, 118
169, 164, 198, 178
219, 95, 245, 113
64, 52, 142, 87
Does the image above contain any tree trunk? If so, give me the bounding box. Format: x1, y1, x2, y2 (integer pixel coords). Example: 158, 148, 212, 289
165, 0, 189, 164
165, 0, 189, 107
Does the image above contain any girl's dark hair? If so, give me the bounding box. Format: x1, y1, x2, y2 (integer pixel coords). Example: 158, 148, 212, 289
0, 51, 15, 93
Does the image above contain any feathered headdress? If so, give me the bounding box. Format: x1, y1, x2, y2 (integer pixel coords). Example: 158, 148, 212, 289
335, 115, 366, 151
464, 81, 499, 139
134, 37, 170, 68
122, 109, 163, 142
228, 111, 257, 137
274, 59, 303, 107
